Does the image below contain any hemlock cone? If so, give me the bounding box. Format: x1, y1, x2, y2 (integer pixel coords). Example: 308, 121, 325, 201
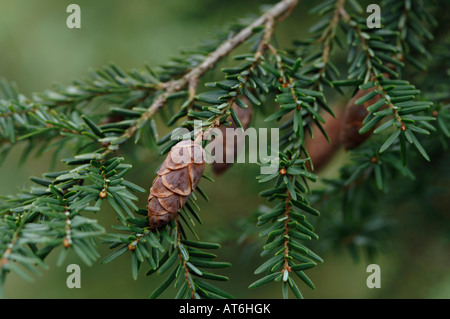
211, 98, 253, 175
0, 0, 447, 300
148, 140, 205, 229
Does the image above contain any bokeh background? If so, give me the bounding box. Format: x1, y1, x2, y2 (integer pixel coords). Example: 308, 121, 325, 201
0, 0, 448, 298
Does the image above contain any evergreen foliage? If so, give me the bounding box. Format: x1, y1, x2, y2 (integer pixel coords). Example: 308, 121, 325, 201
0, 0, 448, 299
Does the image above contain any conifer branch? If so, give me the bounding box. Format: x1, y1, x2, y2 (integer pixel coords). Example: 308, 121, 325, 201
131, 0, 299, 143
316, 0, 346, 84
0, 0, 447, 300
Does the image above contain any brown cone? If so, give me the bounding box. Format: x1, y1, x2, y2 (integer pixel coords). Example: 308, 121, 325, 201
340, 87, 381, 150
340, 73, 391, 150
211, 98, 252, 175
148, 140, 205, 229
305, 108, 344, 171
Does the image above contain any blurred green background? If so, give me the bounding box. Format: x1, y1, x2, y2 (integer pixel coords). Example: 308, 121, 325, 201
0, 0, 448, 299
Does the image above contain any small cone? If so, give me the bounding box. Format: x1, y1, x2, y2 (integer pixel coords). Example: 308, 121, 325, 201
211, 98, 252, 175
305, 108, 344, 171
148, 140, 205, 229
341, 72, 392, 150
340, 87, 382, 150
